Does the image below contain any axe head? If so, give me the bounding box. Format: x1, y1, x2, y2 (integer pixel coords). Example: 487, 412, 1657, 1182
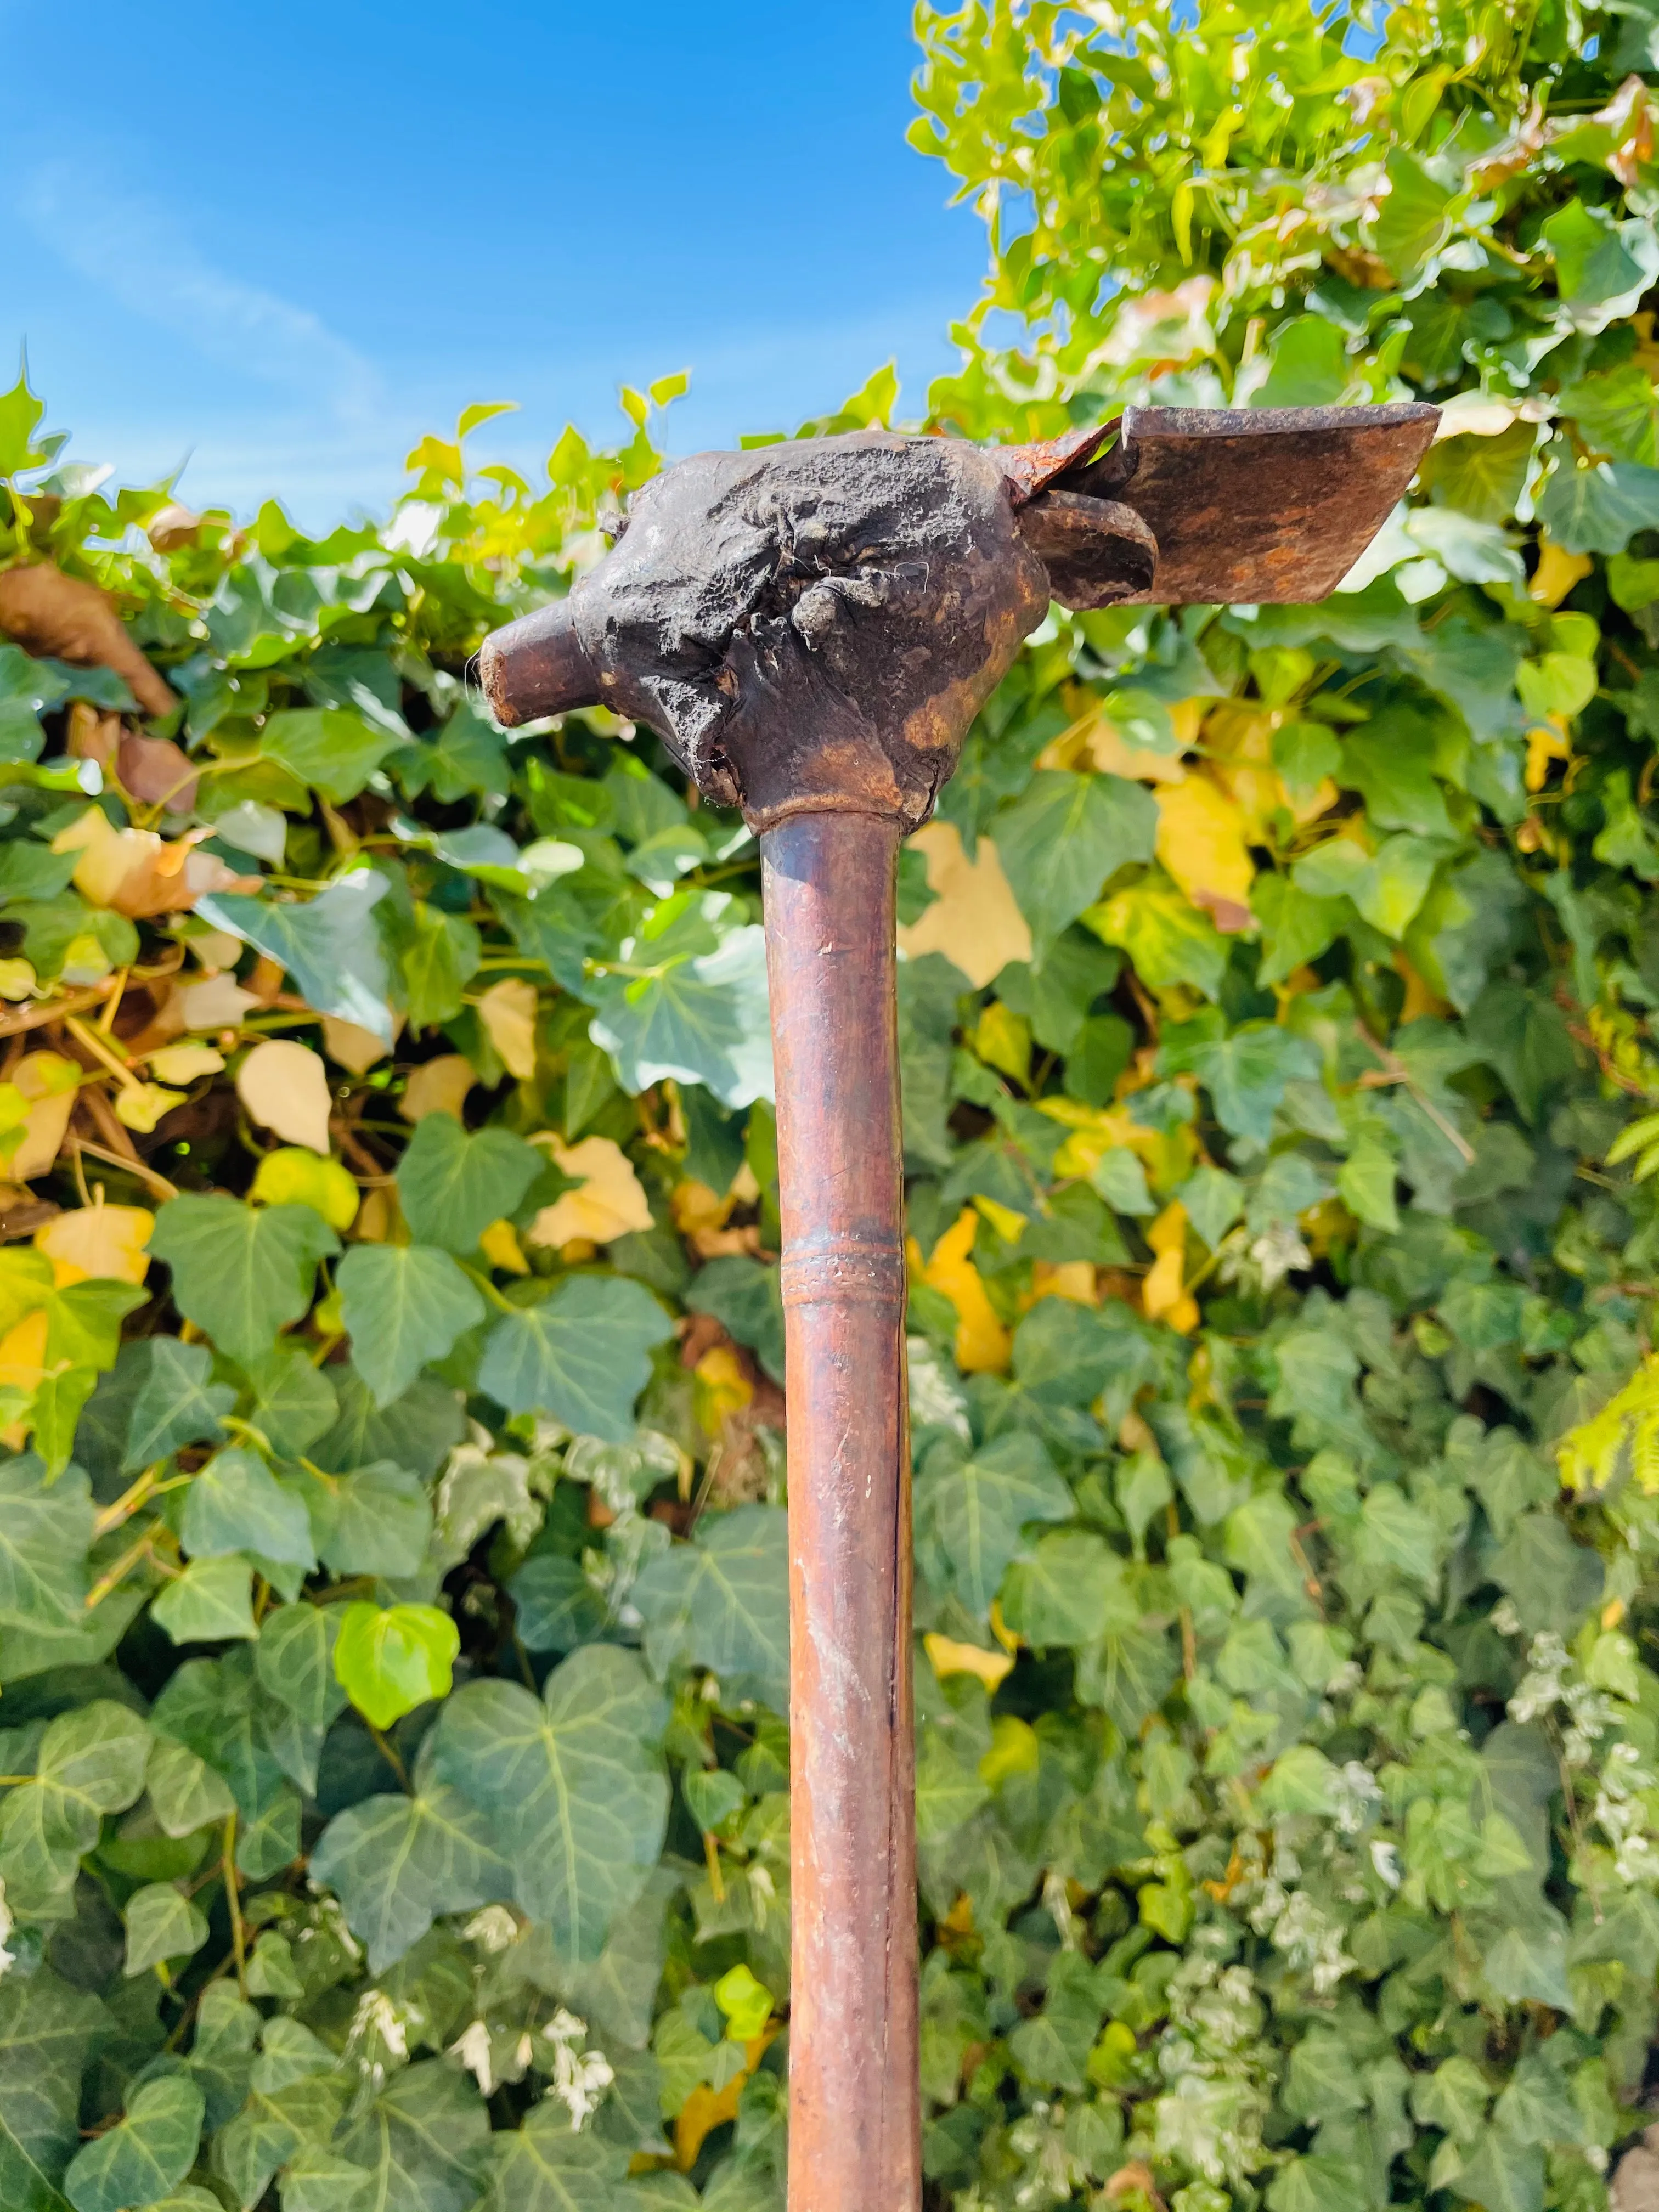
1006, 401, 1439, 606
477, 402, 1438, 829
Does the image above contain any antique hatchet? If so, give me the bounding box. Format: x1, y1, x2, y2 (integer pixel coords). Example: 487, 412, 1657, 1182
479, 399, 1437, 2211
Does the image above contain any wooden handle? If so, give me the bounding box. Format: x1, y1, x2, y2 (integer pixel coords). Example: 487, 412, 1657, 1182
762, 810, 920, 2212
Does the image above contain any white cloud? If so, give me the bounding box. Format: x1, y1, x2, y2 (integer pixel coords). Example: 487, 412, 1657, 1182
22, 162, 381, 423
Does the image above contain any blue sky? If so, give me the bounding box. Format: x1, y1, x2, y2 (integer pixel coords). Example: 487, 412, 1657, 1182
2, 2, 988, 522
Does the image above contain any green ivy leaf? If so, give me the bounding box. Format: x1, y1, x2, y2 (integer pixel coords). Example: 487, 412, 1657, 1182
632, 1505, 789, 1711
64, 2074, 205, 2212
123, 1881, 210, 1975
0, 1454, 91, 1643
214, 2072, 349, 2209
121, 1339, 234, 1474
992, 771, 1156, 949
587, 904, 771, 1109
396, 903, 481, 1030
180, 1447, 316, 1568
336, 1244, 485, 1407
480, 2106, 629, 2211
334, 2063, 490, 2212
0, 1699, 151, 1916
394, 1113, 543, 1255
277, 2143, 378, 2212
684, 1254, 786, 1384
144, 1734, 237, 1838
1083, 878, 1230, 998
255, 1604, 347, 1730
914, 1431, 1074, 1619
149, 1198, 340, 1366
1158, 1015, 1319, 1144
317, 1462, 433, 1579
1537, 449, 1659, 555
332, 1602, 459, 1729
0, 1968, 110, 2210
509, 1555, 608, 1654
478, 1276, 673, 1440
1000, 1530, 1127, 1649
261, 708, 410, 803
240, 1345, 338, 1458
311, 1781, 513, 1972
199, 870, 394, 1041
152, 1557, 258, 1646
431, 1645, 669, 1959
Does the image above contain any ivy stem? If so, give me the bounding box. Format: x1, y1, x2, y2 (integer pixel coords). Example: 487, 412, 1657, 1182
92, 1464, 165, 1538
86, 1530, 167, 1610
1353, 1026, 1475, 1165
74, 1138, 179, 1200
369, 1725, 411, 1791
63, 1014, 140, 1090
222, 1816, 247, 1995
455, 1258, 516, 1312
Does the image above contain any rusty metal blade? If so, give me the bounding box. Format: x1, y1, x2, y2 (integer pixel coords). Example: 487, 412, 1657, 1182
995, 420, 1116, 505
1066, 402, 1439, 605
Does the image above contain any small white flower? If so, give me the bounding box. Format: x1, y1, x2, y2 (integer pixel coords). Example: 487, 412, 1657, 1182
450, 2019, 495, 2096
1370, 1839, 1402, 1889
1249, 1222, 1312, 1290
907, 1336, 971, 1440
462, 1905, 520, 1954
1331, 1761, 1383, 1836
539, 2010, 613, 2129
349, 1989, 409, 2063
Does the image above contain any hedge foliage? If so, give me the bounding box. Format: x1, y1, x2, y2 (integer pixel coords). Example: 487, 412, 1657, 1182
1, 0, 1659, 2207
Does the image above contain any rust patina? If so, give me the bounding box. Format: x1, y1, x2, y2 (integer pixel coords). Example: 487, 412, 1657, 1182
479, 403, 1437, 2212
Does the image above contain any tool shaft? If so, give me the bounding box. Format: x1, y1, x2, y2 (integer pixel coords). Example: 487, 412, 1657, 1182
762, 810, 919, 2212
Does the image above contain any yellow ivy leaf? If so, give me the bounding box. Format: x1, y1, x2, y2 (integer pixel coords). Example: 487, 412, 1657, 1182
475, 978, 539, 1080
35, 1200, 154, 1287
0, 1309, 48, 1394
896, 820, 1031, 988
915, 1207, 1010, 1373
1155, 777, 1256, 931
1531, 535, 1594, 608
973, 1001, 1032, 1085
1040, 1098, 1162, 1177
973, 1194, 1028, 1245
1525, 715, 1572, 792
527, 1135, 653, 1248
672, 1180, 731, 1237
1029, 1260, 1098, 1306
1204, 698, 1334, 833
1143, 1200, 1199, 1334
146, 1043, 225, 1085
237, 1040, 332, 1155
177, 971, 259, 1031
8, 1053, 80, 1180
322, 1014, 398, 1075
399, 1054, 475, 1124
675, 2029, 777, 2170
980, 1714, 1040, 1787
924, 1632, 1014, 1691
52, 808, 252, 918
251, 1147, 360, 1232
478, 1218, 529, 1274
114, 1083, 184, 1133
694, 1343, 752, 1435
